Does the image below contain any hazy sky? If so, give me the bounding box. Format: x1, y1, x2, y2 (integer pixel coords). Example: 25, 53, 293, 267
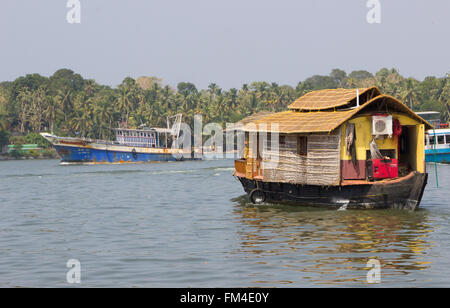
0, 0, 449, 89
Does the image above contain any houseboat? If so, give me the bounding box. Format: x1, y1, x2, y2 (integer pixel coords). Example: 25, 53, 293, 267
416, 111, 450, 163
41, 114, 192, 164
233, 87, 433, 210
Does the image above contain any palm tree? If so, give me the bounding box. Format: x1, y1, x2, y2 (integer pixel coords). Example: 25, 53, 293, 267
208, 83, 220, 101
115, 82, 137, 123
225, 88, 238, 114
70, 92, 94, 137
215, 95, 227, 124
43, 95, 61, 133
400, 78, 419, 110
93, 99, 113, 139
268, 82, 282, 111
252, 82, 270, 102
29, 88, 49, 132
438, 78, 450, 123
84, 79, 97, 96
58, 89, 72, 119
17, 87, 32, 133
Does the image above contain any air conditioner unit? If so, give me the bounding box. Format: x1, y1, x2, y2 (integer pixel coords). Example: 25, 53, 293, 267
372, 114, 393, 135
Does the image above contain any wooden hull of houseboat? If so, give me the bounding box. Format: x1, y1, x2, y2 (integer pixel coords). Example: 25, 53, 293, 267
235, 172, 428, 211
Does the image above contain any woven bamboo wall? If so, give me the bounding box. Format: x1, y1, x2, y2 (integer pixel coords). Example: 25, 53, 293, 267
261, 129, 341, 186
306, 131, 341, 185
262, 135, 307, 184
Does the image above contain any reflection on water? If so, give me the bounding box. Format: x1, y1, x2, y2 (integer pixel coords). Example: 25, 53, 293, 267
0, 160, 447, 287
232, 196, 435, 286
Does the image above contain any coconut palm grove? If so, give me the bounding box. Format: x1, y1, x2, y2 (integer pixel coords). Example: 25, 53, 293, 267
0, 68, 449, 154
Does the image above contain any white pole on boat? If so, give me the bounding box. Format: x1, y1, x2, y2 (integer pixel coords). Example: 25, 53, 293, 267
356, 89, 360, 107
432, 127, 439, 188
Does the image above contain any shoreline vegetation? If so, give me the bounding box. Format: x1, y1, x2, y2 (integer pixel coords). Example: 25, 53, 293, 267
1, 68, 449, 159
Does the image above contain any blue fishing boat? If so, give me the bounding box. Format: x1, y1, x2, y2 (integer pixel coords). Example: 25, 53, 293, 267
417, 112, 450, 163
41, 114, 192, 164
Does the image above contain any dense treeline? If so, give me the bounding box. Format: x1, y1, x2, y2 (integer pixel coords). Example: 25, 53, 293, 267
0, 68, 449, 149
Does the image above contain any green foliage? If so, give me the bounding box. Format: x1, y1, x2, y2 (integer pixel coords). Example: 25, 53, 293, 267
10, 135, 25, 145
348, 70, 374, 81
0, 68, 447, 142
9, 138, 23, 158
49, 69, 85, 94
9, 149, 22, 158
42, 148, 55, 158
330, 69, 347, 86
25, 132, 51, 148
0, 129, 9, 148
28, 149, 41, 158
302, 75, 337, 90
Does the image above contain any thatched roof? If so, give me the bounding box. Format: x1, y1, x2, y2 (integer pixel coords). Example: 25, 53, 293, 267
226, 111, 275, 131
288, 87, 381, 111
243, 94, 433, 134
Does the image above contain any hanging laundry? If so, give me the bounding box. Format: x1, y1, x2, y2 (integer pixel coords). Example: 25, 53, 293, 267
345, 123, 357, 166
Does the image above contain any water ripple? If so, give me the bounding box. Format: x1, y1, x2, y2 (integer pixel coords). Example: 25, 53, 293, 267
0, 160, 449, 287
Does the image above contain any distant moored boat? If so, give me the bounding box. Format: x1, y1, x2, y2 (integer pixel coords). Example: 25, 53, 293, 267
416, 112, 450, 164
41, 114, 192, 164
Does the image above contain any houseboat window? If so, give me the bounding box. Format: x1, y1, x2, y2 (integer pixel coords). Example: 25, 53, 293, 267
297, 136, 307, 156
279, 135, 286, 147
438, 135, 445, 144
446, 135, 450, 144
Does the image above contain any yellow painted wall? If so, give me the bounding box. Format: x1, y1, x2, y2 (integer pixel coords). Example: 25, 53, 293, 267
413, 124, 425, 173
341, 115, 397, 160
340, 113, 425, 173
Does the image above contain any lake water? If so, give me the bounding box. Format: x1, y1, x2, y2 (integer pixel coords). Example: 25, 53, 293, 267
0, 159, 449, 287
